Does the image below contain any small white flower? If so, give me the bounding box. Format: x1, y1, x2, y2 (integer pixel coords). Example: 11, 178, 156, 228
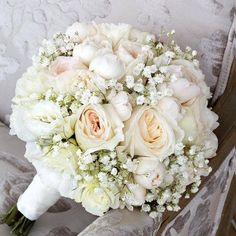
156, 43, 163, 49
125, 75, 135, 88
153, 74, 165, 84
136, 95, 146, 105
142, 204, 151, 212
53, 134, 62, 143
134, 83, 144, 93
111, 168, 118, 176
115, 83, 123, 91
100, 155, 110, 165
186, 46, 191, 52
89, 95, 100, 104
145, 193, 155, 202
133, 63, 145, 76
149, 211, 159, 218
98, 172, 107, 182
142, 66, 152, 78
192, 50, 197, 57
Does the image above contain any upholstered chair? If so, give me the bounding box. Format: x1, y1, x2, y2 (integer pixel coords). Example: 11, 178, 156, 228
0, 1, 235, 235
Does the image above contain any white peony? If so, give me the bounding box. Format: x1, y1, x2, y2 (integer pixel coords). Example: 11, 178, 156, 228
134, 157, 166, 189
75, 104, 124, 154
89, 53, 125, 80
73, 36, 112, 65
66, 22, 97, 41
110, 91, 132, 121
171, 59, 211, 103
74, 181, 119, 216
123, 97, 184, 160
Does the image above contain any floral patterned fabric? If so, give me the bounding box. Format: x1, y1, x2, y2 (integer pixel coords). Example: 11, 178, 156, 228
0, 0, 235, 123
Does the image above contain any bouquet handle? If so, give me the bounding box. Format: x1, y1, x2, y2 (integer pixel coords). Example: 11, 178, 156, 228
2, 174, 61, 235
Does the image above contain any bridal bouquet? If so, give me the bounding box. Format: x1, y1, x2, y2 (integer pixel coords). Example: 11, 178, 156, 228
3, 22, 218, 235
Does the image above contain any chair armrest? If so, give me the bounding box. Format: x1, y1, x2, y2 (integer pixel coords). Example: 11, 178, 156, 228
79, 209, 161, 236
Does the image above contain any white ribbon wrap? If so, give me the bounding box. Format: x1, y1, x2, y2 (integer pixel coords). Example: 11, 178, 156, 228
17, 175, 60, 221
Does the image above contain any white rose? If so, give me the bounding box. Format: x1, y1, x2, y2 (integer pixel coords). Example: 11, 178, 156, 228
10, 101, 75, 142
110, 91, 132, 121
127, 183, 146, 206
25, 141, 79, 177
74, 181, 119, 216
129, 28, 156, 43
73, 36, 112, 66
75, 104, 124, 154
49, 56, 87, 76
66, 22, 97, 41
179, 97, 218, 157
116, 40, 143, 65
98, 23, 132, 45
14, 67, 49, 102
123, 98, 184, 160
171, 59, 211, 103
134, 157, 166, 189
89, 53, 125, 80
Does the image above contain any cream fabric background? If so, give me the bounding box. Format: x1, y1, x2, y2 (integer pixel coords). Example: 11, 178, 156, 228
0, 0, 235, 123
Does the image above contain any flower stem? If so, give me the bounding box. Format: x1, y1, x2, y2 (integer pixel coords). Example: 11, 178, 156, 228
1, 204, 35, 236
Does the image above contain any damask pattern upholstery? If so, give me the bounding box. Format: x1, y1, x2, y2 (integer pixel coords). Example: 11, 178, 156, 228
0, 0, 235, 123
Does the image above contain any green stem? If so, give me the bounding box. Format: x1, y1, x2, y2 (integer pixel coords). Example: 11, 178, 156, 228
1, 204, 35, 236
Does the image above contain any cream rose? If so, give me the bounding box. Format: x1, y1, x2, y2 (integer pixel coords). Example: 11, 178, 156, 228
123, 98, 184, 160
74, 181, 119, 216
134, 157, 166, 189
179, 97, 218, 157
49, 56, 87, 76
89, 53, 125, 80
75, 104, 124, 154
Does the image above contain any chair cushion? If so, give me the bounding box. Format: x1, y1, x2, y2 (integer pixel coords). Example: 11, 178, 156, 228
0, 0, 235, 123
0, 122, 97, 236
